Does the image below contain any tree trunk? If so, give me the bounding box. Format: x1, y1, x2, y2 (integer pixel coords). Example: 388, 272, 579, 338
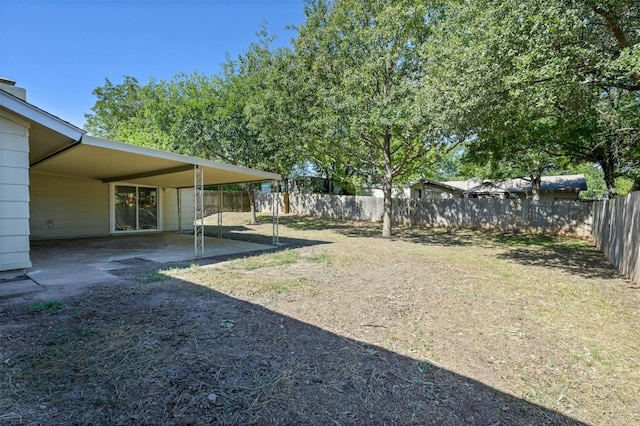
599, 153, 618, 199
531, 174, 541, 202
382, 180, 393, 238
246, 183, 257, 225
381, 133, 393, 238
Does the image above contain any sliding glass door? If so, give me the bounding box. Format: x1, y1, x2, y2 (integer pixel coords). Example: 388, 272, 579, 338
114, 185, 158, 231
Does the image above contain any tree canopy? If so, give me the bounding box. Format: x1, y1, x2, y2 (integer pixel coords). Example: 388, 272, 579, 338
426, 0, 639, 197
288, 0, 450, 236
85, 0, 639, 235
85, 30, 299, 222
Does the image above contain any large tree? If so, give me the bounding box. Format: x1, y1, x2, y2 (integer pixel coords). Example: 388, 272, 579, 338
84, 73, 221, 157
427, 0, 640, 197
85, 32, 298, 222
84, 76, 174, 150
214, 30, 300, 223
292, 0, 446, 237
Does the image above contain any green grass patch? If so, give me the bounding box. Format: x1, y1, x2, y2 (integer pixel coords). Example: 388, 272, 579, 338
225, 250, 300, 271
257, 277, 312, 294
137, 270, 167, 283
29, 300, 61, 313
306, 250, 363, 266
163, 264, 316, 296
307, 252, 334, 264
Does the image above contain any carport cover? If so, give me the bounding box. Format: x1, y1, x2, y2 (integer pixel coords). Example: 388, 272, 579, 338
31, 135, 280, 187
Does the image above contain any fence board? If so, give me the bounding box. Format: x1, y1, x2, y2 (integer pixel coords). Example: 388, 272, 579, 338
592, 192, 639, 284
257, 193, 593, 237
203, 191, 250, 214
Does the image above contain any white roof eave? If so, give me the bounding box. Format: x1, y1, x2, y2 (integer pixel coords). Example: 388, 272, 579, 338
0, 90, 85, 140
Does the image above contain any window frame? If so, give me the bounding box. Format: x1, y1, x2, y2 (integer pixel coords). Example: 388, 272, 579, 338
109, 182, 162, 233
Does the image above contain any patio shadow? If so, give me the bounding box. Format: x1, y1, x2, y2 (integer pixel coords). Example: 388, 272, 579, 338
0, 271, 588, 425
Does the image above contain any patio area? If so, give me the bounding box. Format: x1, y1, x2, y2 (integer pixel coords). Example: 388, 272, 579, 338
0, 233, 275, 300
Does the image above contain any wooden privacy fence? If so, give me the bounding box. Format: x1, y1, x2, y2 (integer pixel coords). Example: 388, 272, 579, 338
256, 193, 593, 237
592, 191, 640, 284
203, 191, 250, 214
256, 192, 639, 283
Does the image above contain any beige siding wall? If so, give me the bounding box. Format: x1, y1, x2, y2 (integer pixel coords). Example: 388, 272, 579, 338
30, 173, 110, 238
162, 187, 195, 232
0, 114, 31, 272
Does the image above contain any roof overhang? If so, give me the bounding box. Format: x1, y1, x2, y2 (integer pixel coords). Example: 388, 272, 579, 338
2, 88, 280, 187
31, 135, 281, 187
0, 89, 85, 141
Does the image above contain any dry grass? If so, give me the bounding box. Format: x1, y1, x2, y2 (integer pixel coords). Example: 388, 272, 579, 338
1, 213, 638, 425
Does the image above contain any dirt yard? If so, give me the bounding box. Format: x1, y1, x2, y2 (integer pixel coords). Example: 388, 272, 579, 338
1, 214, 638, 425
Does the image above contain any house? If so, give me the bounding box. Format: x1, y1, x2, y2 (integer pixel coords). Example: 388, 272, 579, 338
409, 179, 482, 199
0, 79, 280, 278
363, 180, 479, 199
408, 175, 587, 200
285, 176, 346, 195
462, 175, 587, 200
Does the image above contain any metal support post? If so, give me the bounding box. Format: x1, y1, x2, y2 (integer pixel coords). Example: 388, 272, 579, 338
177, 188, 182, 234
272, 180, 280, 246
217, 185, 223, 238
194, 165, 204, 257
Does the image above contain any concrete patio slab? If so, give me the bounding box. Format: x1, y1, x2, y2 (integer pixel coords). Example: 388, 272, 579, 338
1, 233, 275, 301
0, 279, 43, 299
28, 267, 119, 287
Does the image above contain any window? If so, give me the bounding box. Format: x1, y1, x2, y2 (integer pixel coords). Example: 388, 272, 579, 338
114, 185, 158, 231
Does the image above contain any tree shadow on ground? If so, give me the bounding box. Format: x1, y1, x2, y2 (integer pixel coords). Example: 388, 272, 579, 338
216, 215, 623, 282
264, 215, 480, 245
494, 245, 623, 280
204, 224, 332, 249
395, 227, 479, 246
276, 215, 621, 281
256, 214, 358, 232
400, 228, 624, 280
0, 269, 586, 425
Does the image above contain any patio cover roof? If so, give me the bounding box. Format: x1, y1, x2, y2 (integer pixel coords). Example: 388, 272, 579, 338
32, 135, 281, 188
2, 87, 280, 187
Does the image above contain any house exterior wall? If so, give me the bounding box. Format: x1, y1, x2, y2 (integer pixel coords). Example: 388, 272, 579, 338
0, 114, 31, 274
162, 187, 195, 232
30, 173, 110, 238
358, 187, 406, 198
412, 183, 461, 199
30, 175, 196, 238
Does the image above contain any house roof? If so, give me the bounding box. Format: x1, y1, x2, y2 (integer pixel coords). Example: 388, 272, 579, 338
420, 180, 467, 193
440, 179, 484, 191
464, 175, 587, 195
0, 84, 84, 140
1, 88, 281, 187
538, 175, 588, 191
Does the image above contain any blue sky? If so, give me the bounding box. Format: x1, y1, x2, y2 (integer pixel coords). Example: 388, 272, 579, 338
0, 0, 305, 128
